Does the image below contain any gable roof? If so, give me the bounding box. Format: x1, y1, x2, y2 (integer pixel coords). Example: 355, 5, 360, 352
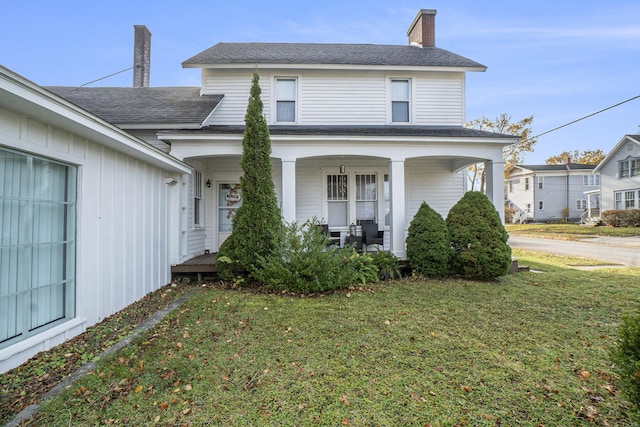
593, 134, 640, 172
182, 42, 486, 71
45, 87, 222, 128
510, 163, 597, 174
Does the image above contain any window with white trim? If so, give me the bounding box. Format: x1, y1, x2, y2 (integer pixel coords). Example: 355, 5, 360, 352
390, 79, 410, 123
525, 178, 530, 191
1, 147, 76, 349
275, 78, 297, 123
625, 190, 637, 209
619, 158, 639, 178
583, 174, 600, 186
614, 191, 623, 209
537, 176, 544, 189
538, 200, 544, 210
193, 169, 203, 226
326, 172, 380, 227
526, 203, 531, 213
576, 199, 587, 210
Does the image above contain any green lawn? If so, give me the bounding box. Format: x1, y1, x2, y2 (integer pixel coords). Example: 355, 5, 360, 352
506, 223, 640, 238
23, 251, 640, 426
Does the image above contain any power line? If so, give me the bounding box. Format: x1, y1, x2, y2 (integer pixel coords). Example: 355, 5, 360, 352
72, 66, 133, 90
530, 93, 640, 140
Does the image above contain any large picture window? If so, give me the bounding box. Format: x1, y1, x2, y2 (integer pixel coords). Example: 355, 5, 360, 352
1, 148, 76, 349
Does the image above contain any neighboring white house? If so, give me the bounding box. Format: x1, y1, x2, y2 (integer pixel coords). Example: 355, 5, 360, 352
50, 9, 516, 262
506, 163, 600, 223
594, 134, 640, 212
0, 66, 191, 372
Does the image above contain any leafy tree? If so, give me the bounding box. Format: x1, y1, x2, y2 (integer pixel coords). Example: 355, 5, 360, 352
217, 72, 283, 282
446, 192, 511, 280
545, 149, 605, 165
466, 114, 536, 191
406, 201, 451, 278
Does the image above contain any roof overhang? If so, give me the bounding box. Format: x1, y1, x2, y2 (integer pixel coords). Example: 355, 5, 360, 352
183, 63, 486, 73
0, 66, 190, 174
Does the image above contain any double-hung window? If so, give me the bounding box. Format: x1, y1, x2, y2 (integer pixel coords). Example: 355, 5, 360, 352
1, 148, 76, 349
537, 177, 544, 190
355, 174, 377, 223
193, 169, 203, 227
614, 191, 623, 209
583, 174, 600, 186
524, 178, 530, 191
625, 190, 637, 209
390, 79, 410, 123
327, 174, 348, 226
275, 78, 297, 123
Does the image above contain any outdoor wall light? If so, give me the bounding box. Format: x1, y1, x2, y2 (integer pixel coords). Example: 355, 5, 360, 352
206, 179, 211, 188
349, 223, 357, 236
339, 165, 345, 174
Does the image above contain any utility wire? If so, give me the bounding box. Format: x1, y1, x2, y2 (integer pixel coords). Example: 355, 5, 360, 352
72, 66, 133, 90
530, 93, 640, 140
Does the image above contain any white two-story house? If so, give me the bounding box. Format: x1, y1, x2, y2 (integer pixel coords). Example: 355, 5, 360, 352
506, 163, 600, 223
53, 9, 514, 262
594, 134, 640, 212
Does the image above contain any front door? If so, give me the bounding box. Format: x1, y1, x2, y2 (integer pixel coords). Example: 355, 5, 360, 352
217, 183, 242, 248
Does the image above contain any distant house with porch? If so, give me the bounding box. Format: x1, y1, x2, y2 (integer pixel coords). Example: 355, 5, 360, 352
506, 163, 600, 223
593, 134, 640, 213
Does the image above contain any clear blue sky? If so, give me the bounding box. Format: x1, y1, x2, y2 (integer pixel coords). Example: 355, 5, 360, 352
2, 0, 639, 164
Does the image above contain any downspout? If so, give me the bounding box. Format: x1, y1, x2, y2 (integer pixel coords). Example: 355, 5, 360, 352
565, 164, 570, 221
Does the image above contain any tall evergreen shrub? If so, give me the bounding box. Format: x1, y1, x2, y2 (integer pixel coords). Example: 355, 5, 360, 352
406, 201, 451, 278
446, 191, 511, 280
217, 72, 283, 282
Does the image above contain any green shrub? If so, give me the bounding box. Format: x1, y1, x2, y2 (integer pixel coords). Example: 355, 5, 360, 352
602, 210, 640, 227
446, 191, 511, 280
253, 220, 377, 293
406, 201, 451, 278
611, 308, 640, 408
370, 250, 402, 281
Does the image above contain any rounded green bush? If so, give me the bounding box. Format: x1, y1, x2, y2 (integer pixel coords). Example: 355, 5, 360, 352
446, 191, 511, 280
406, 201, 451, 278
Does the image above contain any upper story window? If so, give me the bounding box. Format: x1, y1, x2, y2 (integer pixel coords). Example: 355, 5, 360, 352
275, 78, 297, 123
390, 79, 411, 123
537, 177, 544, 190
619, 157, 639, 178
583, 174, 600, 186
524, 178, 530, 191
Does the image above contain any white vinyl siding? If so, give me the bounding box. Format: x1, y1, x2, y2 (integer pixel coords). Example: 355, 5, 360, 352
413, 76, 464, 125
201, 69, 464, 126
300, 74, 386, 124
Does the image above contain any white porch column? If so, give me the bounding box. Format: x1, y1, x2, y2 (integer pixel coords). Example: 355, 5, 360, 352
281, 159, 297, 223
389, 159, 406, 259
485, 160, 506, 223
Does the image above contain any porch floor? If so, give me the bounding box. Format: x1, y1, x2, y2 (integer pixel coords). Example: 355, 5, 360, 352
171, 253, 218, 274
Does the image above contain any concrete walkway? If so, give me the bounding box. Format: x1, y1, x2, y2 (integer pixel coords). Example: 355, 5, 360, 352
508, 235, 640, 267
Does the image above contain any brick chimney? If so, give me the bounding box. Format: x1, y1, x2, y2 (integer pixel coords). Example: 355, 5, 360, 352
407, 9, 436, 48
133, 25, 151, 87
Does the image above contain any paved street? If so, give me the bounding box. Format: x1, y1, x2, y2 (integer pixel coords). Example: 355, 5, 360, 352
508, 235, 640, 267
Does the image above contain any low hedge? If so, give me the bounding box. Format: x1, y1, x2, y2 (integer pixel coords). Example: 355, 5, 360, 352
602, 209, 640, 227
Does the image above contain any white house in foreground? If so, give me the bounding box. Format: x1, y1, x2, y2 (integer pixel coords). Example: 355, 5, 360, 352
0, 66, 190, 372
594, 134, 640, 212
1, 9, 516, 372
50, 10, 515, 262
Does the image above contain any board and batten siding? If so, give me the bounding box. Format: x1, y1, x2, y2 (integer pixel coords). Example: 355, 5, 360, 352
0, 106, 176, 372
202, 69, 465, 126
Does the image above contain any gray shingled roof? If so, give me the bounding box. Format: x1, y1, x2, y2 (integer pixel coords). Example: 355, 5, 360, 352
46, 87, 222, 126
182, 43, 486, 70
158, 125, 515, 139
516, 163, 596, 171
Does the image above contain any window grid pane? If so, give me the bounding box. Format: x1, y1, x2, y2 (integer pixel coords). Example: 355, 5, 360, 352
0, 148, 75, 348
